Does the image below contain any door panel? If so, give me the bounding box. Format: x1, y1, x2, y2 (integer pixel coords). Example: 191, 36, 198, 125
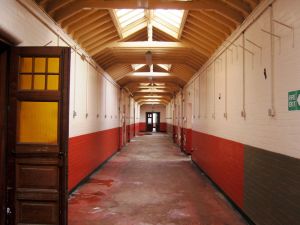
7, 47, 70, 225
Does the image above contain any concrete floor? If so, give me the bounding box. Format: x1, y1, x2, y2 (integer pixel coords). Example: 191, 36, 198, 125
68, 133, 248, 225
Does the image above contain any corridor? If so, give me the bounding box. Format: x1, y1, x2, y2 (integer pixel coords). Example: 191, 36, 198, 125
68, 133, 247, 225
1, 0, 300, 224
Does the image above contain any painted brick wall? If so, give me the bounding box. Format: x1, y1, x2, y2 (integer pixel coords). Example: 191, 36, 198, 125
68, 128, 119, 191
182, 128, 192, 154
192, 131, 244, 208
160, 122, 167, 132
139, 122, 146, 131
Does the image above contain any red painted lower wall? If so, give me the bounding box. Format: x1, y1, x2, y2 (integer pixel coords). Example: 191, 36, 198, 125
191, 130, 244, 208
139, 122, 146, 131
119, 127, 124, 148
160, 122, 167, 132
182, 128, 192, 154
126, 124, 135, 141
135, 123, 139, 134
167, 123, 173, 135
68, 127, 119, 191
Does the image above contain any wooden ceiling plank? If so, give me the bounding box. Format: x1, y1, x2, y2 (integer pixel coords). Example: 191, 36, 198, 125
183, 26, 220, 46
222, 0, 252, 16
122, 21, 148, 39
82, 28, 118, 46
35, 0, 51, 8
153, 27, 178, 42
244, 0, 260, 10
61, 10, 93, 28
189, 11, 231, 35
185, 20, 224, 43
75, 18, 113, 41
86, 35, 119, 52
84, 31, 119, 50
187, 16, 227, 39
182, 29, 216, 50
200, 10, 236, 32
68, 10, 109, 34
182, 35, 214, 54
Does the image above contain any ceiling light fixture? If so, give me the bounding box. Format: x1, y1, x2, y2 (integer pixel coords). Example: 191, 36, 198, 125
145, 51, 152, 65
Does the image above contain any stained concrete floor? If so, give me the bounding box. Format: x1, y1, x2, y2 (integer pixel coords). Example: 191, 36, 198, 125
68, 133, 248, 225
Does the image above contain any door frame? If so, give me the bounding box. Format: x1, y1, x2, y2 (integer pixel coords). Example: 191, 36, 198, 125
0, 40, 9, 225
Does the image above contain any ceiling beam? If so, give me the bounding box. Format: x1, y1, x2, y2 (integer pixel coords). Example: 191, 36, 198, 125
51, 0, 244, 25
90, 41, 190, 56
45, 0, 73, 15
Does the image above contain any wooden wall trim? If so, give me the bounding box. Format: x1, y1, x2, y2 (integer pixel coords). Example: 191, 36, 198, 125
0, 42, 9, 225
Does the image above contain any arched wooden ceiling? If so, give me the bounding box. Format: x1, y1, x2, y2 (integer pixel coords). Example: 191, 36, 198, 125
34, 0, 261, 105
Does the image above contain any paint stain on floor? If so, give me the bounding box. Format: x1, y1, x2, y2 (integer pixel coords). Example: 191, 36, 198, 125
68, 133, 248, 225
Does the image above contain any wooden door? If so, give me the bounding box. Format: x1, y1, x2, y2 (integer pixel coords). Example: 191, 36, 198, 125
6, 47, 70, 225
146, 112, 153, 132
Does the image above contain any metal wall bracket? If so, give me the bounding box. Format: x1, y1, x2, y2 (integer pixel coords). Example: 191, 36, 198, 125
246, 38, 263, 65
261, 28, 281, 53
272, 19, 294, 48
239, 45, 255, 69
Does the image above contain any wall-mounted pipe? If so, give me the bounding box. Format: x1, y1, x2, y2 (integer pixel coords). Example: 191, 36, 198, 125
205, 69, 208, 119
241, 32, 246, 119
198, 75, 201, 119
85, 61, 89, 118
213, 62, 216, 120
269, 5, 276, 117
224, 50, 228, 119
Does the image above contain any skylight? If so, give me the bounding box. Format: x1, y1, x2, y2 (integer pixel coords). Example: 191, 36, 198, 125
154, 10, 184, 29
157, 64, 172, 71
132, 64, 146, 71
113, 9, 185, 39
118, 9, 145, 28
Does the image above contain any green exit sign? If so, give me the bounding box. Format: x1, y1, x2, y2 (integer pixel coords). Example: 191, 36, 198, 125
288, 90, 300, 111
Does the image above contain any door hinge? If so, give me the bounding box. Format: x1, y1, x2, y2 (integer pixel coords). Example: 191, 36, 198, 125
6, 207, 12, 215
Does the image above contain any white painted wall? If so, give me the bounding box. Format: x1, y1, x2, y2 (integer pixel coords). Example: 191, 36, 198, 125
140, 105, 166, 123
168, 0, 300, 159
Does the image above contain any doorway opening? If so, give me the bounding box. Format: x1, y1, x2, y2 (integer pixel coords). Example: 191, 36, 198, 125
146, 112, 160, 132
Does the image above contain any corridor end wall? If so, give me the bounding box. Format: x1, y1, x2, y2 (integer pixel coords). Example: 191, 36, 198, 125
139, 104, 167, 132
